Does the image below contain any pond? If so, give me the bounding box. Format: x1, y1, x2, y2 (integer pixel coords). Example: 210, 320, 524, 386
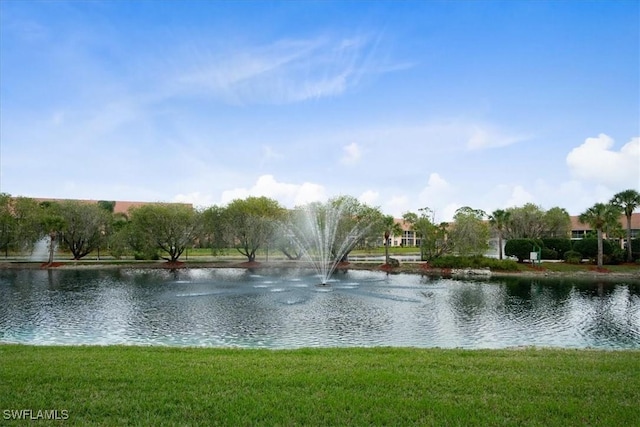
1, 268, 639, 349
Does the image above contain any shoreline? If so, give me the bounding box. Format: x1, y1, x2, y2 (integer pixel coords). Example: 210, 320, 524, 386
1, 259, 639, 283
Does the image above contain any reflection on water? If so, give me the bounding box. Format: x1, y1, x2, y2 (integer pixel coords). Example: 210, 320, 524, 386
0, 268, 638, 349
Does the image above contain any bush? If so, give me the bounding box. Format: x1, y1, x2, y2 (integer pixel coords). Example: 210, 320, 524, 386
564, 250, 582, 264
387, 257, 400, 267
541, 238, 572, 259
572, 238, 613, 259
429, 255, 519, 271
504, 239, 542, 262
631, 239, 640, 261
134, 250, 159, 260
541, 247, 558, 260
604, 247, 625, 265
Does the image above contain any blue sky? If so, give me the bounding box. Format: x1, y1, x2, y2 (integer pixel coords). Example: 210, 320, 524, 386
1, 0, 638, 221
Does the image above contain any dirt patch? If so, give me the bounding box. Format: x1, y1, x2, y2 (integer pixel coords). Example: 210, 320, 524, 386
379, 263, 395, 272
236, 261, 262, 268
40, 262, 64, 268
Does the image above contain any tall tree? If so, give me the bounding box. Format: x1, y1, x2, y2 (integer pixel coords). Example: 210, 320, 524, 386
58, 201, 111, 260
578, 203, 622, 268
543, 207, 571, 238
200, 205, 227, 256
0, 194, 13, 257
382, 215, 403, 265
38, 201, 65, 264
403, 208, 449, 261
489, 209, 510, 260
287, 196, 385, 264
610, 189, 640, 262
449, 207, 489, 256
222, 197, 285, 262
0, 195, 42, 257
505, 203, 546, 239
129, 204, 201, 262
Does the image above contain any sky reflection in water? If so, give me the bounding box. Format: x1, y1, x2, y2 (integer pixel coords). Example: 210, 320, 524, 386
1, 268, 638, 349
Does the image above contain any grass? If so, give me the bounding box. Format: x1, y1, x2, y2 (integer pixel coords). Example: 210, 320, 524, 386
515, 261, 640, 274
1, 345, 638, 426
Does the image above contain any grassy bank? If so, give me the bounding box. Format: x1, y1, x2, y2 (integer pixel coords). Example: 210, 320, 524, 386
1, 345, 638, 426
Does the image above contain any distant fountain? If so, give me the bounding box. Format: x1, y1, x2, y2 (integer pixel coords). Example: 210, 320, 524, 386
284, 199, 374, 286
30, 236, 57, 263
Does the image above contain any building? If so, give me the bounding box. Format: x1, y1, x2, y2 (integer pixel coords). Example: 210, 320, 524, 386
32, 198, 192, 215
388, 213, 640, 249
569, 213, 640, 241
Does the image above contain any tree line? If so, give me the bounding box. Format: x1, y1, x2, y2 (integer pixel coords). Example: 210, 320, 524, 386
0, 195, 391, 264
403, 189, 639, 267
0, 189, 637, 266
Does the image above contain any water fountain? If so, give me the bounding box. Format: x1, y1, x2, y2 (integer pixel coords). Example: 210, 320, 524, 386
283, 199, 374, 286
30, 237, 53, 262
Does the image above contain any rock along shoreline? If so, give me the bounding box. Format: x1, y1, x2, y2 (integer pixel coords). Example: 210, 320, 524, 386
1, 259, 639, 283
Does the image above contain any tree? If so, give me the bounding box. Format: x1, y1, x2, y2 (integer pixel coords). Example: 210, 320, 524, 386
448, 207, 489, 256
0, 195, 42, 257
129, 204, 201, 262
610, 189, 640, 262
382, 215, 403, 264
38, 201, 65, 264
200, 205, 227, 256
286, 196, 385, 264
0, 193, 13, 257
578, 203, 622, 268
543, 207, 571, 238
402, 208, 449, 261
489, 209, 510, 260
320, 196, 385, 261
58, 201, 111, 260
505, 203, 546, 239
97, 200, 116, 213
222, 197, 285, 262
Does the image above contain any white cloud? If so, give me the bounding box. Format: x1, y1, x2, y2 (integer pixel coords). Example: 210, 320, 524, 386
466, 124, 530, 150
566, 134, 640, 188
383, 195, 410, 218
220, 174, 327, 208
505, 185, 535, 207
341, 142, 362, 165
358, 190, 379, 206
415, 173, 460, 222
260, 145, 283, 167
173, 192, 217, 208
176, 33, 401, 105
418, 172, 452, 204
440, 203, 462, 223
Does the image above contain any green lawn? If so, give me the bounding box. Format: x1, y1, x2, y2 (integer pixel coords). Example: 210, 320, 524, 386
1, 345, 638, 426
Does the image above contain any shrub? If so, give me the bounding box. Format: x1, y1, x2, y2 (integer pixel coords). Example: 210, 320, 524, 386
631, 239, 640, 261
604, 247, 625, 265
541, 247, 557, 260
541, 238, 572, 259
564, 250, 582, 264
572, 238, 613, 259
134, 250, 159, 260
429, 255, 519, 271
387, 257, 400, 267
504, 239, 542, 262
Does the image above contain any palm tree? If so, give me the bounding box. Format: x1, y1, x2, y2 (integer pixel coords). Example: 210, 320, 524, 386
382, 216, 403, 265
578, 203, 622, 268
610, 189, 640, 262
489, 209, 510, 260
